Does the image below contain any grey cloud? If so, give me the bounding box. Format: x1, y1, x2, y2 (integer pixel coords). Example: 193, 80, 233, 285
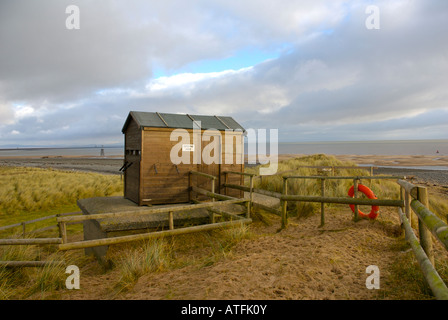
0, 0, 248, 104
1, 1, 447, 146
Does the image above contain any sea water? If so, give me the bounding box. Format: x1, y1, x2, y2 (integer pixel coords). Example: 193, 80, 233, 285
257, 139, 448, 156
0, 139, 447, 157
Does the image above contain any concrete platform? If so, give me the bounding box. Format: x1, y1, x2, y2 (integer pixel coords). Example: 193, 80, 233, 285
77, 196, 211, 266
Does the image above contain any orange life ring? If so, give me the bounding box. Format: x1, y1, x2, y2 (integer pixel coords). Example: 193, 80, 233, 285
347, 184, 379, 219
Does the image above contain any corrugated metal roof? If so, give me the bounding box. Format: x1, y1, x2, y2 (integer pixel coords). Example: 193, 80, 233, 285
122, 111, 245, 133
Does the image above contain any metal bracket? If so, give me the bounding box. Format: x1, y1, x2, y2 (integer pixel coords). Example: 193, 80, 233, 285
120, 162, 133, 172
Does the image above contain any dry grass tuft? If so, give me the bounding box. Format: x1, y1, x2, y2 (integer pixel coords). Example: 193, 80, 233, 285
115, 238, 173, 291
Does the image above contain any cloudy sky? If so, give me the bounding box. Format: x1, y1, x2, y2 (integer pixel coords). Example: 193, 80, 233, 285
0, 0, 447, 147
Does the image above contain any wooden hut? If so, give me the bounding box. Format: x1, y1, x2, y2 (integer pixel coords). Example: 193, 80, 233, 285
121, 111, 246, 205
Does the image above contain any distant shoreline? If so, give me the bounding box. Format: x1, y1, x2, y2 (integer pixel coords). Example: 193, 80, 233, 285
1, 138, 446, 149
0, 153, 447, 166
1, 139, 447, 157
0, 146, 122, 151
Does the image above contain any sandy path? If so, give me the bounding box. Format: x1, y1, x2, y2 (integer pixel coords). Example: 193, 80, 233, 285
119, 207, 403, 300
55, 205, 406, 300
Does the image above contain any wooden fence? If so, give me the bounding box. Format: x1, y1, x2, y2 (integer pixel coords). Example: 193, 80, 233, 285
0, 211, 82, 236
280, 175, 405, 228
0, 172, 250, 266
53, 170, 250, 251
276, 165, 377, 177
397, 179, 448, 300
56, 202, 251, 252
223, 170, 448, 300
224, 172, 406, 228
0, 211, 81, 267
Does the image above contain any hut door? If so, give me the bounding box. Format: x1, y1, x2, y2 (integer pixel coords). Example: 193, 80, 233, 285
198, 132, 221, 194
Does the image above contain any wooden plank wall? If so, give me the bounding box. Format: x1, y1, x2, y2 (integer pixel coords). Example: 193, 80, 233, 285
141, 128, 195, 204
140, 128, 244, 205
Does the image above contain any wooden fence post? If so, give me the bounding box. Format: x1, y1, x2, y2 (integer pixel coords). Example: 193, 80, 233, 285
417, 186, 434, 265
353, 178, 359, 221
224, 172, 228, 196
22, 222, 26, 237
249, 175, 254, 217
211, 179, 215, 202
400, 186, 404, 205
188, 171, 192, 202
320, 178, 325, 227
168, 211, 174, 230
56, 213, 61, 239
281, 177, 288, 229
58, 222, 67, 244
404, 188, 412, 227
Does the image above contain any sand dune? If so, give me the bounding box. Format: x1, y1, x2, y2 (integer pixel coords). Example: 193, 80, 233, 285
278, 154, 448, 167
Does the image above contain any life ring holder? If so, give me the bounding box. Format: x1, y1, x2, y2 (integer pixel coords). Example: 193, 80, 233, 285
347, 184, 379, 219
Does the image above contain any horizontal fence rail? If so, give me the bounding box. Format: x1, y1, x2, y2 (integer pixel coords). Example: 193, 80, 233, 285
59, 218, 252, 251
283, 175, 405, 180
223, 183, 282, 199
191, 186, 239, 201
0, 261, 64, 268
272, 165, 378, 178
0, 238, 62, 245
189, 170, 217, 180
410, 199, 448, 251
0, 211, 82, 234
279, 195, 403, 206
57, 199, 247, 224
397, 179, 418, 199
398, 207, 448, 300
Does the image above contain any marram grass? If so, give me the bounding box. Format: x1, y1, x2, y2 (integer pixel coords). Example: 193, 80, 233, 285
0, 166, 123, 218
0, 232, 72, 300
